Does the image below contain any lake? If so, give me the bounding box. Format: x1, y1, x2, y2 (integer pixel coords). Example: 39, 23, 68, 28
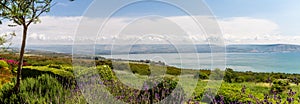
26, 45, 300, 73
101, 52, 300, 73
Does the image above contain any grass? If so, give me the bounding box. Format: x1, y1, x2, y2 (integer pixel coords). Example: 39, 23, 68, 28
1, 53, 300, 103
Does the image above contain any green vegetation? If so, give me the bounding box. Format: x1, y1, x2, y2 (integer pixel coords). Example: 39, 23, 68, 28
1, 53, 300, 103
0, 60, 12, 88
0, 60, 8, 68
0, 75, 72, 103
1, 0, 55, 92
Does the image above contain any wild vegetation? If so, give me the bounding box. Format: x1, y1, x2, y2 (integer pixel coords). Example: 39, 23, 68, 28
1, 53, 300, 103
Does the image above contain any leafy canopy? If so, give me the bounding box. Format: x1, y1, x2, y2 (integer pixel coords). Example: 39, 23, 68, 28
0, 0, 52, 26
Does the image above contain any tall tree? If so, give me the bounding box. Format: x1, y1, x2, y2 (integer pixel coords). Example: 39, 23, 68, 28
0, 0, 53, 92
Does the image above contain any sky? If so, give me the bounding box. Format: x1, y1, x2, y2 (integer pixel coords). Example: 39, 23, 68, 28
1, 0, 300, 45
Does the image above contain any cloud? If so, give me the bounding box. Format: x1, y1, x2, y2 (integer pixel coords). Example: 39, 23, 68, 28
0, 16, 80, 45
219, 17, 283, 44
219, 17, 300, 45
56, 3, 69, 7
29, 33, 46, 40
0, 15, 299, 45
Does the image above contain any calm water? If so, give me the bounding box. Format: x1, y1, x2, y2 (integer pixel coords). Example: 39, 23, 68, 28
101, 53, 300, 73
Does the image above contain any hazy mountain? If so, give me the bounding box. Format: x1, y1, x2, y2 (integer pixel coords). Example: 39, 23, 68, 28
25, 44, 300, 54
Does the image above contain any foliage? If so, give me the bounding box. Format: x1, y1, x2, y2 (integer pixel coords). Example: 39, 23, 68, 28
110, 61, 184, 76
2, 54, 300, 103
0, 74, 72, 104
271, 79, 290, 93
21, 66, 75, 88
194, 71, 209, 79
0, 33, 15, 51
0, 0, 52, 26
22, 66, 73, 79
95, 59, 113, 69
74, 65, 185, 103
0, 61, 13, 88
224, 68, 236, 83
129, 63, 151, 75
1, 0, 55, 92
210, 68, 224, 80
166, 66, 181, 76
0, 60, 9, 68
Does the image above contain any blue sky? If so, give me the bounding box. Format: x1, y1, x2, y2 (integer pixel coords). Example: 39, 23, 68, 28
2, 0, 300, 45
205, 0, 300, 36
49, 0, 299, 36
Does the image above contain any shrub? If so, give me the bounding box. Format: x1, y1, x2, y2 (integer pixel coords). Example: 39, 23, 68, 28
95, 59, 113, 69
194, 72, 209, 79
112, 62, 130, 71
138, 77, 185, 103
0, 60, 9, 68
48, 64, 63, 69
22, 66, 75, 87
0, 60, 12, 87
166, 66, 181, 76
76, 65, 185, 103
234, 76, 245, 83
210, 68, 224, 80
271, 79, 290, 93
129, 63, 151, 75
0, 75, 71, 104
97, 65, 117, 81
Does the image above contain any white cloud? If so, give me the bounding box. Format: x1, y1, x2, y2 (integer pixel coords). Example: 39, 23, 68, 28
0, 16, 80, 45
1, 16, 299, 45
56, 3, 69, 7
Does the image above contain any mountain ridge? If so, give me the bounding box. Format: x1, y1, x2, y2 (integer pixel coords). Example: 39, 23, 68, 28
24, 44, 300, 54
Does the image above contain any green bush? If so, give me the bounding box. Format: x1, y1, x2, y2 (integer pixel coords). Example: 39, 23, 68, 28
97, 65, 117, 81
271, 79, 290, 93
22, 66, 75, 87
48, 64, 63, 69
95, 59, 113, 69
195, 72, 209, 79
234, 76, 245, 83
129, 63, 151, 75
112, 62, 130, 71
166, 66, 181, 76
0, 75, 71, 104
0, 60, 9, 68
210, 68, 224, 80
22, 66, 73, 79
138, 77, 185, 103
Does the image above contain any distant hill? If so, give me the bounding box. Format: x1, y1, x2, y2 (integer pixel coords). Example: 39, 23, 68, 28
227, 44, 300, 53
24, 44, 300, 55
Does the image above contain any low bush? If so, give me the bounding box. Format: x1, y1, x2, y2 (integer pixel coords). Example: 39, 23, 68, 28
194, 72, 209, 79
0, 60, 9, 68
166, 66, 181, 76
129, 63, 151, 75
75, 65, 185, 103
0, 61, 12, 88
95, 59, 113, 69
271, 79, 290, 93
22, 66, 75, 87
0, 75, 72, 104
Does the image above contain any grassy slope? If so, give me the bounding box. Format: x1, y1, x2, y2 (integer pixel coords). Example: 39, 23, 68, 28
1, 53, 300, 103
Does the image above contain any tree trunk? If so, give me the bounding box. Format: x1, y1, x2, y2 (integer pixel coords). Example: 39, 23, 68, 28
14, 25, 28, 93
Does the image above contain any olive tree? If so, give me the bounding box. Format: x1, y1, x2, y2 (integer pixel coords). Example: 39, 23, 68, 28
0, 0, 53, 92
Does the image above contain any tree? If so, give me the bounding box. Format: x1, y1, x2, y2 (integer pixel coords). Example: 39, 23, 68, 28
210, 68, 224, 80
0, 33, 15, 51
0, 0, 53, 93
224, 68, 236, 83
271, 79, 290, 93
